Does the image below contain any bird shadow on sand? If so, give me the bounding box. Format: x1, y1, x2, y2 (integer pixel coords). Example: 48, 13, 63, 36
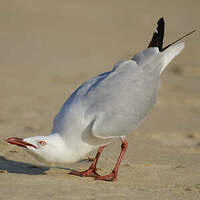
0, 156, 76, 175
0, 156, 92, 175
0, 156, 49, 175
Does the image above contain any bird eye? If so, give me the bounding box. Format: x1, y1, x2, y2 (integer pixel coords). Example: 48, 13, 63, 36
39, 141, 46, 146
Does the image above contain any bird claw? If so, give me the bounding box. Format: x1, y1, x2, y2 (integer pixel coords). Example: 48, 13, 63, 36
69, 168, 100, 177
70, 169, 118, 181
95, 172, 117, 182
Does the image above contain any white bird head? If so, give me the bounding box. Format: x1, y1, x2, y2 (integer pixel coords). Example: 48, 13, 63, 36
6, 134, 74, 163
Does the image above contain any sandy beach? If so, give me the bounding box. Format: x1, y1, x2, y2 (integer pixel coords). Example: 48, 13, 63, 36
0, 0, 200, 199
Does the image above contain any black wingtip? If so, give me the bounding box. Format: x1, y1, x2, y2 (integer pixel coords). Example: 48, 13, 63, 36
158, 17, 164, 24
148, 17, 165, 51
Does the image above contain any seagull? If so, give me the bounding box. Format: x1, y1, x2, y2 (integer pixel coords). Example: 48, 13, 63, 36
6, 18, 195, 181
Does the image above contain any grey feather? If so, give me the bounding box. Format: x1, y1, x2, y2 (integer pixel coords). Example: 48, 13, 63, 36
52, 42, 184, 144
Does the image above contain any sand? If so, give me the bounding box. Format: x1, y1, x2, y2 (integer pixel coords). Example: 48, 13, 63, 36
0, 0, 200, 199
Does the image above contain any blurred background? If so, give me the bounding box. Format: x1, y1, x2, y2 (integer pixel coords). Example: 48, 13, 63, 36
0, 0, 199, 138
0, 1, 200, 199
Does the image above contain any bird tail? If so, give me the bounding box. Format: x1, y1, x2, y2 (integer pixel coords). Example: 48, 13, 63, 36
159, 42, 185, 73
148, 17, 196, 52
148, 17, 196, 73
148, 17, 165, 51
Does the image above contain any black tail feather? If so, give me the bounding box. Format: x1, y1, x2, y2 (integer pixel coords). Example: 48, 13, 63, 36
148, 17, 196, 52
148, 17, 165, 51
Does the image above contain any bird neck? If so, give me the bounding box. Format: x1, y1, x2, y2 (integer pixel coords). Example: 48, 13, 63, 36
51, 133, 97, 163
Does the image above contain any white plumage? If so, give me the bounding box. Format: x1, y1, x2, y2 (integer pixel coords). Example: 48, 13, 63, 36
7, 18, 192, 181
20, 42, 184, 164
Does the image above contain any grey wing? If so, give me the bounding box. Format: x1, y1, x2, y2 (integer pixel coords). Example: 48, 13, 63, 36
85, 60, 160, 139
52, 70, 112, 135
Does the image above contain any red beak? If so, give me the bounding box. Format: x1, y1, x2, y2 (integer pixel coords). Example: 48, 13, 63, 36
6, 137, 37, 149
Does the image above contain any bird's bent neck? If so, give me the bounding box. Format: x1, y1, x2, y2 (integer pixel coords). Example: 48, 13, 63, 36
44, 133, 96, 163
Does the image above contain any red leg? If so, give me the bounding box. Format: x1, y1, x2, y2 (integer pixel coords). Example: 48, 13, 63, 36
69, 146, 105, 177
95, 138, 128, 181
